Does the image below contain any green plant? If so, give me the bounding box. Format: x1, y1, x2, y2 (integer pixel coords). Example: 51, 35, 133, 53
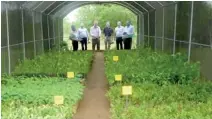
104, 48, 200, 85
104, 47, 211, 119
14, 51, 93, 74
2, 76, 84, 119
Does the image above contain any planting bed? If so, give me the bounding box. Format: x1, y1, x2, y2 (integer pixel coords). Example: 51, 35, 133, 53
1, 51, 93, 119
105, 48, 212, 119
13, 51, 93, 74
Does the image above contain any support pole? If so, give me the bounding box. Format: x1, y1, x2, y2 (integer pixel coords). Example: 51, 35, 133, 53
142, 14, 145, 47
6, 2, 11, 74
58, 18, 60, 51
162, 7, 165, 51
155, 10, 157, 50
148, 13, 150, 46
137, 15, 140, 46
40, 13, 44, 53
53, 18, 56, 46
47, 15, 51, 50
21, 8, 25, 60
32, 11, 36, 57
173, 3, 178, 54
188, 1, 194, 62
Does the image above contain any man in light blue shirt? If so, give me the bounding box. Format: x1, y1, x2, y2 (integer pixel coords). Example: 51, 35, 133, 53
123, 21, 134, 50
78, 23, 89, 50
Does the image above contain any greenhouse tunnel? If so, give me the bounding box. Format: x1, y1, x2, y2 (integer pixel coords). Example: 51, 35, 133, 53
1, 1, 212, 80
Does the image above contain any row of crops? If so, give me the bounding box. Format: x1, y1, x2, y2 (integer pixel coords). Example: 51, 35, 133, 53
1, 51, 93, 119
2, 47, 212, 119
104, 48, 212, 119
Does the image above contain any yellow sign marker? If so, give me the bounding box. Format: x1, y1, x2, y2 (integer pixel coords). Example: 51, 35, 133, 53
54, 96, 64, 105
115, 75, 122, 81
122, 86, 132, 96
67, 72, 74, 78
113, 56, 119, 61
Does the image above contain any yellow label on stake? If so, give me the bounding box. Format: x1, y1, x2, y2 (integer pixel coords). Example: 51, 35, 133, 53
115, 75, 122, 81
67, 72, 74, 78
54, 96, 64, 105
122, 86, 132, 96
113, 56, 119, 61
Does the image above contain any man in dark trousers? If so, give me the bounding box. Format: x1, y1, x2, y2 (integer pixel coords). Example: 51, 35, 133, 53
90, 20, 101, 51
103, 21, 113, 50
115, 21, 124, 50
123, 21, 134, 50
69, 25, 79, 51
78, 23, 89, 50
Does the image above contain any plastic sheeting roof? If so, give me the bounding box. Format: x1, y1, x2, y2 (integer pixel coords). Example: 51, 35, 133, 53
20, 1, 176, 18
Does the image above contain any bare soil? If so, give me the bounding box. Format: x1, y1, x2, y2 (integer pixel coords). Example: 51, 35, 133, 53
72, 52, 110, 119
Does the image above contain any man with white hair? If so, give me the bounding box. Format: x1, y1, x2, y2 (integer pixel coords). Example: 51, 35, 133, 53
115, 21, 124, 50
90, 20, 101, 51
103, 21, 113, 50
78, 23, 89, 50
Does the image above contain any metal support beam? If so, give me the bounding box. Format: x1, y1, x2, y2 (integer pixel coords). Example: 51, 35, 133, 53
21, 8, 25, 60
47, 15, 51, 50
33, 1, 44, 11
142, 14, 145, 47
40, 14, 44, 53
162, 7, 165, 51
148, 13, 150, 46
173, 3, 178, 54
188, 1, 194, 62
48, 2, 66, 15
157, 1, 164, 6
155, 10, 157, 50
58, 18, 60, 51
52, 18, 56, 45
32, 11, 36, 57
145, 1, 156, 9
132, 2, 148, 47
137, 15, 140, 46
133, 1, 148, 13
41, 1, 56, 13
6, 2, 11, 74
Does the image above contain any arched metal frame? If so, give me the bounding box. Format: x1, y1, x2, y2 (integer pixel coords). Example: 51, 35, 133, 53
18, 1, 177, 50
5, 1, 210, 75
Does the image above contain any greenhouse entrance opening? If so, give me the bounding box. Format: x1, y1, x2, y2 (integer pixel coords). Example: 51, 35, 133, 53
63, 4, 138, 50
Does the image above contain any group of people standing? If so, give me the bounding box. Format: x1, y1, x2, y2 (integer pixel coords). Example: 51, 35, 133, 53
69, 20, 134, 51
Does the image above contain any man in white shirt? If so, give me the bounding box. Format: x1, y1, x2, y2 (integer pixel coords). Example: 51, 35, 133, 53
123, 21, 134, 50
115, 21, 124, 50
90, 20, 101, 51
78, 23, 89, 50
69, 25, 79, 51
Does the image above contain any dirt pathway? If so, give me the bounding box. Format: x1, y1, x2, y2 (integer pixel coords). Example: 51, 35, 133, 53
73, 52, 110, 119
